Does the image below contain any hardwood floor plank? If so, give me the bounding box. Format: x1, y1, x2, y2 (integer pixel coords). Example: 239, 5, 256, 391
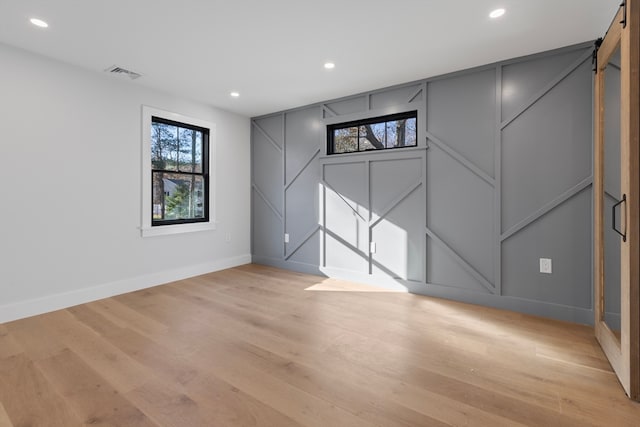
0, 353, 82, 427
4, 314, 67, 360
0, 325, 22, 359
69, 305, 202, 386
0, 402, 14, 427
43, 310, 153, 393
128, 375, 304, 427
535, 344, 614, 372
183, 372, 306, 427
187, 344, 376, 427
35, 348, 159, 427
125, 379, 225, 427
87, 298, 169, 337
191, 331, 448, 427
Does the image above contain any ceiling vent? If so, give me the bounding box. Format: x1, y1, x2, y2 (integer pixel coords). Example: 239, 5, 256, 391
104, 65, 142, 80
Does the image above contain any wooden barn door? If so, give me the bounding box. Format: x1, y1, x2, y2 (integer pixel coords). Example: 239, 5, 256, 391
594, 0, 640, 400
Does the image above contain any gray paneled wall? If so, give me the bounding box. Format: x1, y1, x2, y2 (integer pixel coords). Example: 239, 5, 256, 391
251, 42, 596, 324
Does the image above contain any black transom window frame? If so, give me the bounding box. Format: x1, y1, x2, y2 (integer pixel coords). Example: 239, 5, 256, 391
326, 110, 418, 155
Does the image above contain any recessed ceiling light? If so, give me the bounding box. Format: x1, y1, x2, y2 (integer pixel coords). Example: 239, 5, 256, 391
30, 18, 49, 28
324, 62, 335, 70
489, 8, 506, 18
230, 92, 240, 98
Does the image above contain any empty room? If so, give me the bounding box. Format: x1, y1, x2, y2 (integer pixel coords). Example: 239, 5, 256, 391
1, 0, 639, 426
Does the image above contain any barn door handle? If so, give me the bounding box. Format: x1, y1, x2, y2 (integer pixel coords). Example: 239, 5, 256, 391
612, 194, 627, 242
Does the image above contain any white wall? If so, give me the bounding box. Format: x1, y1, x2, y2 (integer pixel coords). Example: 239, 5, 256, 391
0, 43, 251, 322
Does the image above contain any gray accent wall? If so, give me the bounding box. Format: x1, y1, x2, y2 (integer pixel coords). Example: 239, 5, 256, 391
251, 42, 596, 324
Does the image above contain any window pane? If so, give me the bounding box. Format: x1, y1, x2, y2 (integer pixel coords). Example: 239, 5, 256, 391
151, 122, 178, 170
405, 117, 417, 146
333, 127, 357, 153
386, 118, 417, 148
386, 121, 399, 148
387, 119, 406, 148
152, 172, 206, 221
177, 128, 203, 172
194, 132, 203, 172
360, 124, 385, 150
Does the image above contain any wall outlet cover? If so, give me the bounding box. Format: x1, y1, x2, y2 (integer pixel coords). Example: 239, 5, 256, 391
284, 233, 289, 243
540, 258, 552, 274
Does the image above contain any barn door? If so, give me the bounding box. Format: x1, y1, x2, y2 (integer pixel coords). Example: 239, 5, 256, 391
594, 0, 639, 400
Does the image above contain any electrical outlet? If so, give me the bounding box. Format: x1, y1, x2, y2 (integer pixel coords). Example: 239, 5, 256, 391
539, 258, 552, 274
284, 233, 289, 243
370, 242, 376, 254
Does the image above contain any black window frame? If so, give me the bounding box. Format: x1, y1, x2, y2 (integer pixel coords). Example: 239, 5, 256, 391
327, 110, 418, 155
151, 116, 210, 227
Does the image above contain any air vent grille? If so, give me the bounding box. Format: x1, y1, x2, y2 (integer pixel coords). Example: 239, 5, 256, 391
104, 65, 142, 80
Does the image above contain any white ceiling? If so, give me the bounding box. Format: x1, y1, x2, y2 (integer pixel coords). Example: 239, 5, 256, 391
0, 0, 620, 117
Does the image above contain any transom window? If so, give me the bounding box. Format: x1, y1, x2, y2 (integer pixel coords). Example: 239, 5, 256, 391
151, 116, 209, 226
327, 111, 417, 155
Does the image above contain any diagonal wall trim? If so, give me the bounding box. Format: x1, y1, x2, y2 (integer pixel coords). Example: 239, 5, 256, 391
321, 179, 368, 222
426, 227, 497, 293
285, 148, 320, 190
426, 131, 496, 187
494, 65, 503, 295
252, 119, 283, 153
252, 183, 283, 219
285, 225, 321, 260
324, 228, 407, 279
406, 86, 424, 104
500, 49, 592, 130
322, 104, 338, 117
325, 228, 369, 263
370, 181, 423, 229
501, 176, 593, 241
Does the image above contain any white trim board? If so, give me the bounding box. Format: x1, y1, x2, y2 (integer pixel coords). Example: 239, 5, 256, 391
0, 254, 251, 324
140, 105, 218, 237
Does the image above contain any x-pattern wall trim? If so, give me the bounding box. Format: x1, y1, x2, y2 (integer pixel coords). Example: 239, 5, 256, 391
501, 176, 593, 242
500, 50, 593, 130
426, 131, 496, 187
251, 43, 594, 323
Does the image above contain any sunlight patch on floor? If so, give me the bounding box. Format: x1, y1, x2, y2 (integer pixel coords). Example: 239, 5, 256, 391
305, 280, 404, 293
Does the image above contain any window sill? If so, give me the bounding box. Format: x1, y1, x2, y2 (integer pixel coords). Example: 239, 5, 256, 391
140, 221, 216, 237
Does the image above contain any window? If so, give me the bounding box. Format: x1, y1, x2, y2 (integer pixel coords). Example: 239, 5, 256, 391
327, 111, 417, 155
151, 117, 208, 225
141, 106, 215, 237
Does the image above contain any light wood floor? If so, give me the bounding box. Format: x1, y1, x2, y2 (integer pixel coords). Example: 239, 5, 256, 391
1, 264, 639, 426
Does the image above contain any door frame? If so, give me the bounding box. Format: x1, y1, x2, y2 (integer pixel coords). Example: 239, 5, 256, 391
594, 0, 640, 400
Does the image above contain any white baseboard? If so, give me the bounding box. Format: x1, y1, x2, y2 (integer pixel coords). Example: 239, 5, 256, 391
0, 254, 251, 324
